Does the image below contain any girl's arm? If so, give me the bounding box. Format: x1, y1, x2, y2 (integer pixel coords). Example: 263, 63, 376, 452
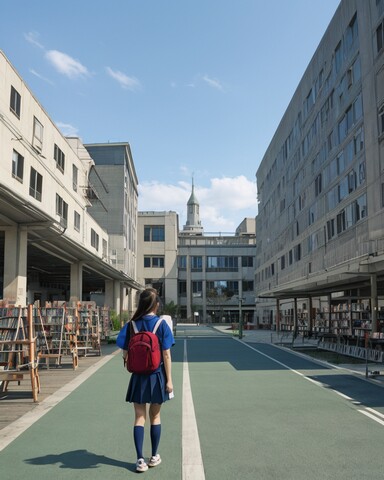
162, 348, 173, 393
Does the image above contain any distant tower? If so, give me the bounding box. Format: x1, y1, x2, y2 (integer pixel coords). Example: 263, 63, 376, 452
182, 178, 204, 235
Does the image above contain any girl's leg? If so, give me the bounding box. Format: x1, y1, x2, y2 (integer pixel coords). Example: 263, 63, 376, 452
133, 403, 147, 459
149, 403, 162, 457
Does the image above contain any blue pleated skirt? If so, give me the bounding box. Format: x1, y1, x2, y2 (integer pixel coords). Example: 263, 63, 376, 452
126, 365, 169, 404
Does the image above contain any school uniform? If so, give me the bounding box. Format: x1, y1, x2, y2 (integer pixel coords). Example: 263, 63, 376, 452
125, 315, 175, 404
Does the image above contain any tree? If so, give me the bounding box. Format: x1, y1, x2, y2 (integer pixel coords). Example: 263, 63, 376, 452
162, 301, 179, 318
206, 286, 233, 322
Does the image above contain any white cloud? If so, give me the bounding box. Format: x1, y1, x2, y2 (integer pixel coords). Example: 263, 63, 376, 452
45, 50, 89, 79
202, 75, 224, 92
55, 122, 79, 137
24, 31, 44, 49
138, 176, 257, 233
30, 69, 54, 85
106, 67, 141, 91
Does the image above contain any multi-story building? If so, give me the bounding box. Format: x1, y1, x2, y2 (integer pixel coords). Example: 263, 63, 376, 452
255, 0, 384, 334
139, 185, 256, 323
0, 50, 139, 310
136, 211, 179, 305
84, 142, 140, 312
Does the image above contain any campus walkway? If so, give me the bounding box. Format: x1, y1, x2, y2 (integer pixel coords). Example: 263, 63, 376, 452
1, 325, 384, 479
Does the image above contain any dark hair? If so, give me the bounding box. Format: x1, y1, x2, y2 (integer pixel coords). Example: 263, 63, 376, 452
131, 288, 159, 322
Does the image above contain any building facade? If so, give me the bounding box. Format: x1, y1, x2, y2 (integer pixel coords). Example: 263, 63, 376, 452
255, 0, 384, 333
138, 187, 256, 323
136, 211, 179, 306
0, 50, 139, 310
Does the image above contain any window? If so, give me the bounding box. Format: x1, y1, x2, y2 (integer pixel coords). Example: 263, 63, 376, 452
191, 256, 202, 271
144, 225, 165, 242
337, 210, 346, 234
242, 256, 254, 267
91, 228, 99, 250
327, 219, 335, 240
10, 86, 21, 118
144, 256, 164, 268
242, 281, 254, 292
355, 194, 367, 221
12, 149, 24, 181
178, 256, 187, 269
178, 281, 187, 297
74, 211, 81, 232
206, 280, 238, 296
29, 167, 42, 201
280, 255, 285, 270
54, 144, 65, 173
334, 41, 343, 74
72, 164, 78, 191
192, 281, 203, 297
206, 256, 238, 271
152, 257, 164, 268
377, 19, 384, 53
32, 117, 43, 152
315, 174, 322, 196
56, 194, 68, 227
379, 104, 384, 136
345, 13, 358, 53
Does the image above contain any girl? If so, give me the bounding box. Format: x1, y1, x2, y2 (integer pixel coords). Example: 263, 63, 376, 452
124, 288, 174, 472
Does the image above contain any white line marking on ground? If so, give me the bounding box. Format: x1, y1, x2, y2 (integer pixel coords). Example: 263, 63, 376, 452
358, 410, 384, 427
182, 339, 205, 480
365, 407, 384, 420
0, 353, 116, 452
236, 340, 377, 418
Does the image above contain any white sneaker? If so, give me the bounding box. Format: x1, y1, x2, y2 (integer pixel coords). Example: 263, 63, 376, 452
148, 454, 162, 467
136, 458, 148, 472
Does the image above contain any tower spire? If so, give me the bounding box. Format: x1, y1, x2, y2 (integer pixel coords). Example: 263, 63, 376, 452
181, 178, 204, 235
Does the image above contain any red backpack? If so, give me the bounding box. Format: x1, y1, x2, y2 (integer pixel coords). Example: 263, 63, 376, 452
126, 319, 163, 375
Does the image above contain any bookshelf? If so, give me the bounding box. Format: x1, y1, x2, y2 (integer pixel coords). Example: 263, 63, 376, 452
0, 305, 40, 402
76, 303, 101, 357
35, 305, 78, 369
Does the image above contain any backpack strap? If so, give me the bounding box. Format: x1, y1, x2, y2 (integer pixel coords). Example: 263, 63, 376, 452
131, 321, 139, 334
152, 318, 163, 334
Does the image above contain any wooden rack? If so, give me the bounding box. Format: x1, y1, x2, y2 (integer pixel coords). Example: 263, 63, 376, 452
0, 305, 40, 402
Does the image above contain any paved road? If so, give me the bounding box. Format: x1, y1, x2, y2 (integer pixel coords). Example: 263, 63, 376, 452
1, 325, 383, 479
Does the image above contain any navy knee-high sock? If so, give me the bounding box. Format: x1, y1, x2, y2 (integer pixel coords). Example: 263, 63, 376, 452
134, 426, 145, 459
150, 424, 161, 456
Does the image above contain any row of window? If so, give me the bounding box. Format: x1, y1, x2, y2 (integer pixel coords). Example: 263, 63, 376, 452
260, 12, 359, 198
178, 280, 254, 297
144, 225, 165, 242
259, 193, 368, 282
10, 85, 80, 186
178, 255, 254, 271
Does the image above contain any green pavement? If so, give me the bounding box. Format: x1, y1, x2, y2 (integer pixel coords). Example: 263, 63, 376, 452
1, 326, 384, 479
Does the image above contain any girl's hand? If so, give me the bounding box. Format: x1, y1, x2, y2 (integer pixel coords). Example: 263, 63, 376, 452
166, 381, 173, 393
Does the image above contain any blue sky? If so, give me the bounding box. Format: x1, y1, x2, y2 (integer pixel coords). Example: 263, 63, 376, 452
1, 0, 340, 232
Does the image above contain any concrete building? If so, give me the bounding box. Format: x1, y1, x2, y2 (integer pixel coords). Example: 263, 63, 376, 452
136, 211, 179, 305
0, 50, 139, 310
139, 186, 256, 323
255, 0, 384, 334
84, 142, 140, 312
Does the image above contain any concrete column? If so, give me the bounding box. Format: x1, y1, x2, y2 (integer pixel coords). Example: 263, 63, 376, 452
70, 262, 83, 303
293, 298, 298, 335
276, 299, 281, 332
3, 227, 27, 305
105, 280, 114, 310
371, 274, 378, 333
104, 279, 121, 313
308, 297, 313, 334
186, 253, 191, 321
